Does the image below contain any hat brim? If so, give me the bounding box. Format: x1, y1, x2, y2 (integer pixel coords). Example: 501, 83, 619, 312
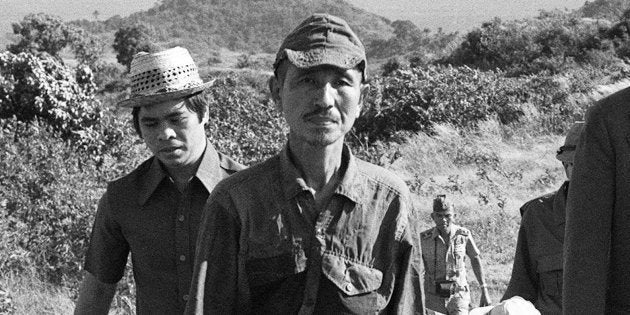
118, 80, 215, 108
285, 48, 365, 71
556, 150, 575, 162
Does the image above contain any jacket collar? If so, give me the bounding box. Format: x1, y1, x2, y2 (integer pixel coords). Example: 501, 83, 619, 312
553, 181, 569, 225
280, 142, 362, 204
137, 140, 223, 205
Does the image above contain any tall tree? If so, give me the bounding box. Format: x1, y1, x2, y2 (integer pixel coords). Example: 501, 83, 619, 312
112, 24, 153, 71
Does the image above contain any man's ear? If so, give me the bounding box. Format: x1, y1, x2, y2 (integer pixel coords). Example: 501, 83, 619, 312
268, 76, 283, 112
357, 83, 369, 117
201, 107, 210, 125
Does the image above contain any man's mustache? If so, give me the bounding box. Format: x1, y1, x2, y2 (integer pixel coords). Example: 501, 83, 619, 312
303, 106, 335, 120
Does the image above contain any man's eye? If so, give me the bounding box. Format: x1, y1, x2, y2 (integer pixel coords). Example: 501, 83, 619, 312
169, 116, 187, 124
142, 121, 157, 128
335, 79, 351, 87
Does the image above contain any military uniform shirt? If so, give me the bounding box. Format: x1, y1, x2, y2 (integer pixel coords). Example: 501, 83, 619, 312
186, 144, 425, 314
502, 182, 567, 315
420, 224, 480, 291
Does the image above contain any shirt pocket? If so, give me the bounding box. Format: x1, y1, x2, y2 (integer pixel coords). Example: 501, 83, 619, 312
536, 252, 563, 296
321, 252, 383, 295
246, 252, 299, 288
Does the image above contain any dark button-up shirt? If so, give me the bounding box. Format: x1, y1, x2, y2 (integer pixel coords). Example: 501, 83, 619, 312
84, 142, 244, 314
503, 182, 568, 315
186, 144, 425, 314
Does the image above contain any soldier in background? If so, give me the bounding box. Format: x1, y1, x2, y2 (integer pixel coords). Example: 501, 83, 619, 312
502, 121, 584, 314
421, 195, 491, 315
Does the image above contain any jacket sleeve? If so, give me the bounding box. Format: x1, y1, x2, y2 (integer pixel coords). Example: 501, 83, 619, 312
563, 104, 614, 314
502, 213, 537, 303
389, 201, 425, 315
185, 190, 249, 315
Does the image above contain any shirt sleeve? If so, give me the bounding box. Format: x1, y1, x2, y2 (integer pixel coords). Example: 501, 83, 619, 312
502, 214, 537, 302
186, 190, 248, 315
83, 189, 129, 284
563, 104, 614, 314
388, 198, 425, 315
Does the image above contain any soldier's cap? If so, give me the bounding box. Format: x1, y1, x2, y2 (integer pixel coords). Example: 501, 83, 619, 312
433, 194, 454, 214
273, 13, 367, 81
556, 121, 585, 163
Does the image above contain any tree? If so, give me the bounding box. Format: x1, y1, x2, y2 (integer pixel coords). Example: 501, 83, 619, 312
112, 24, 153, 71
7, 13, 103, 68
0, 51, 102, 143
8, 13, 72, 57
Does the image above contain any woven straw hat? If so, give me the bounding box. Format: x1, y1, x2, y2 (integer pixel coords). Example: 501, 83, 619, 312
118, 47, 214, 107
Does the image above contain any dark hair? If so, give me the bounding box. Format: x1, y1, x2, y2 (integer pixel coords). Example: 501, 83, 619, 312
132, 91, 208, 137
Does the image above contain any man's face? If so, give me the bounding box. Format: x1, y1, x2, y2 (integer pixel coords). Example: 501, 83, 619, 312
138, 99, 208, 170
272, 63, 367, 146
431, 212, 455, 234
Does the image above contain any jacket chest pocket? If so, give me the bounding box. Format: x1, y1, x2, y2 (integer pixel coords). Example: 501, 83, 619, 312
321, 253, 385, 311
536, 253, 563, 296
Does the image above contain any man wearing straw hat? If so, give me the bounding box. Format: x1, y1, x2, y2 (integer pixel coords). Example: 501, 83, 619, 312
502, 121, 584, 314
421, 195, 491, 315
74, 47, 244, 314
186, 14, 424, 314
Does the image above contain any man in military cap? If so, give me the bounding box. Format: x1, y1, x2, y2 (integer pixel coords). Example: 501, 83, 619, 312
186, 13, 424, 314
421, 195, 491, 315
502, 121, 584, 314
74, 47, 244, 314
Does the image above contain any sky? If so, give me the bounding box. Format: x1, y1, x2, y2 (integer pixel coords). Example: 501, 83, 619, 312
0, 0, 587, 37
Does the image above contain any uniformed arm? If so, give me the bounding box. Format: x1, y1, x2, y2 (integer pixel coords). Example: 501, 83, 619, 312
502, 215, 538, 303
74, 272, 117, 315
465, 233, 490, 307
185, 191, 246, 315
388, 200, 425, 315
563, 105, 614, 314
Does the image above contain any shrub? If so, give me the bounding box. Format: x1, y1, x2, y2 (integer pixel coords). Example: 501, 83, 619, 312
355, 65, 526, 142
205, 76, 287, 165
444, 11, 620, 76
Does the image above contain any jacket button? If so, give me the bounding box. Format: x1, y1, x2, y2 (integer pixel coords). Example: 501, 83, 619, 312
183, 294, 189, 301
178, 215, 185, 222
179, 255, 186, 262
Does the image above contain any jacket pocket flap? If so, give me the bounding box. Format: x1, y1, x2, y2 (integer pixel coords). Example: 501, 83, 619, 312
321, 253, 383, 296
536, 252, 563, 273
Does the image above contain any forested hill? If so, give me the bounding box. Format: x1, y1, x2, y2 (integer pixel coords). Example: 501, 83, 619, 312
73, 0, 398, 55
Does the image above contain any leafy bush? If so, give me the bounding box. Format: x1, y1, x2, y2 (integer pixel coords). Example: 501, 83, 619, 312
444, 11, 620, 76
355, 65, 526, 142
205, 76, 287, 165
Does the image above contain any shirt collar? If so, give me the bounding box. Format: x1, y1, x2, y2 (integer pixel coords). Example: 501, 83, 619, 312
430, 224, 461, 241
137, 140, 223, 205
280, 142, 362, 204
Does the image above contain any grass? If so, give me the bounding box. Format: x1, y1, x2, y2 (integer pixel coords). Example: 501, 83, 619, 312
0, 271, 74, 315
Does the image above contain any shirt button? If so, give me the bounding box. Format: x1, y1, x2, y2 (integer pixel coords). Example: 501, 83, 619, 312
179, 255, 186, 262
178, 215, 185, 222
183, 294, 189, 301
345, 283, 353, 291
